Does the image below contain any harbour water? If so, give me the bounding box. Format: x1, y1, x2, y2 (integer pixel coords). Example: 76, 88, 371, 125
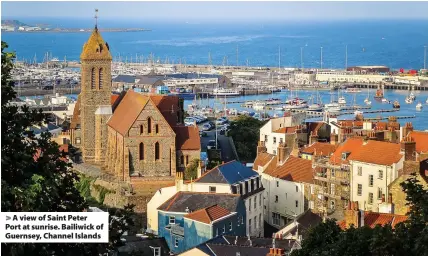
25, 89, 428, 130
3, 18, 428, 69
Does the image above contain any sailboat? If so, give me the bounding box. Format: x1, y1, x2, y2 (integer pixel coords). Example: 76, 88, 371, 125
364, 87, 372, 105
308, 89, 323, 111
338, 89, 346, 105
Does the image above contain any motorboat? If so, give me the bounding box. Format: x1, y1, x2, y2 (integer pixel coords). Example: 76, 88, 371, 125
308, 103, 323, 112
284, 103, 308, 110
338, 97, 347, 105
393, 100, 400, 109
416, 102, 423, 110
382, 98, 389, 103
374, 89, 384, 99
409, 92, 416, 101
253, 101, 266, 111
354, 110, 363, 116
405, 97, 413, 104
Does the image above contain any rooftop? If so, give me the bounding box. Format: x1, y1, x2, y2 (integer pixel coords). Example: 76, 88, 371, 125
184, 205, 232, 224
338, 211, 407, 230
301, 142, 337, 157
273, 126, 297, 134
195, 160, 258, 185
157, 191, 240, 213
264, 156, 313, 183
329, 137, 364, 165
348, 140, 402, 166
409, 131, 428, 153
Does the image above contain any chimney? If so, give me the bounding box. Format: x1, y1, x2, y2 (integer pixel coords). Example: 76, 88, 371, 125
385, 127, 398, 142
330, 130, 338, 145
344, 201, 361, 228
277, 142, 288, 165
257, 141, 267, 155
266, 248, 285, 256
309, 131, 319, 145
379, 193, 394, 214
175, 171, 184, 191
368, 131, 377, 141
400, 135, 416, 161
197, 160, 204, 178
402, 122, 414, 140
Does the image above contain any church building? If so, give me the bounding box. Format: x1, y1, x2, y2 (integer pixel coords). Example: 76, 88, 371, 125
70, 24, 201, 183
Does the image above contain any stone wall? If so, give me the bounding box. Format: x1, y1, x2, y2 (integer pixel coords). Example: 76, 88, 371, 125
80, 59, 112, 163
126, 100, 176, 177
177, 149, 200, 172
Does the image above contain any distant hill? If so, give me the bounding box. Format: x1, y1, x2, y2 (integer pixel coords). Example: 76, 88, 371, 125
1, 20, 31, 27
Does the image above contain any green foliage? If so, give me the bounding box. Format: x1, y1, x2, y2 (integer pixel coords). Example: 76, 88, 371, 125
228, 115, 266, 161
1, 41, 134, 255
207, 159, 222, 169
184, 158, 199, 180
75, 174, 94, 198
291, 174, 428, 256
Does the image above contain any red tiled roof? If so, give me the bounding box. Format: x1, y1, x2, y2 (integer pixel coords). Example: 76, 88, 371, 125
329, 137, 364, 165
301, 142, 337, 157
364, 212, 407, 229
348, 140, 402, 165
253, 152, 275, 170
107, 91, 180, 136
409, 131, 428, 153
184, 205, 231, 224
339, 120, 364, 128
264, 156, 313, 183
273, 127, 296, 134
337, 212, 407, 230
173, 126, 201, 150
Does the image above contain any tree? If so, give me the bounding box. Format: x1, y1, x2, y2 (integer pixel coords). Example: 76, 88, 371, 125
227, 115, 266, 161
1, 41, 134, 256
184, 158, 199, 180
291, 174, 428, 256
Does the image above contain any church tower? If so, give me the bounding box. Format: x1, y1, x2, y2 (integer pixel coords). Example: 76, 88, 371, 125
80, 12, 112, 164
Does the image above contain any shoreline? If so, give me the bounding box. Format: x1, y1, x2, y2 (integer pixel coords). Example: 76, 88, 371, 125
2, 28, 151, 33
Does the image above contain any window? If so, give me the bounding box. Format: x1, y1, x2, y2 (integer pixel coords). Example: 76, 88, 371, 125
276, 181, 279, 187
155, 124, 159, 134
296, 186, 299, 192
275, 195, 278, 203
342, 153, 347, 160
358, 166, 362, 176
249, 219, 252, 234
222, 225, 226, 234
140, 125, 143, 134
241, 215, 244, 224
368, 193, 374, 204
280, 138, 283, 144
331, 169, 335, 177
309, 201, 314, 209
186, 155, 189, 165
330, 201, 335, 210
139, 143, 144, 160
249, 198, 251, 212
209, 186, 216, 193
378, 188, 383, 200
259, 194, 262, 206
369, 175, 374, 187
155, 142, 160, 160
310, 185, 314, 195
147, 118, 152, 134
99, 68, 103, 89
153, 247, 160, 256
272, 213, 280, 226
273, 137, 277, 144
254, 217, 257, 231
216, 228, 219, 236
229, 221, 232, 231
378, 170, 383, 180
273, 150, 277, 155
254, 195, 257, 209
180, 155, 184, 165
357, 184, 362, 196
259, 214, 262, 228
91, 67, 95, 89
237, 216, 240, 226
295, 200, 298, 208
76, 137, 81, 144
331, 184, 335, 196
236, 185, 240, 195
264, 135, 268, 142
174, 238, 179, 248
169, 216, 175, 224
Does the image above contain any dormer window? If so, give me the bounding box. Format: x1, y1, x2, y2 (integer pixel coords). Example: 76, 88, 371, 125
342, 152, 350, 160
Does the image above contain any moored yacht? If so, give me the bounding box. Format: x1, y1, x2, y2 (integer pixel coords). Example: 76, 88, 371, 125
416, 102, 423, 110
393, 100, 400, 109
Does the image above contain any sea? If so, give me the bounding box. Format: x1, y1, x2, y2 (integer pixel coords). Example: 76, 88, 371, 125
4, 18, 428, 130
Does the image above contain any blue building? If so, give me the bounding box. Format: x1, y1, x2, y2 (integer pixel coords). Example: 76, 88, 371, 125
157, 192, 247, 254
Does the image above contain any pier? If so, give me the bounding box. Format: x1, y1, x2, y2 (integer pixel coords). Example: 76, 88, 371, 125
290, 108, 400, 117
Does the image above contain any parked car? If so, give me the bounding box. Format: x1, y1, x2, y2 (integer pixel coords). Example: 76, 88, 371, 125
207, 140, 217, 150
216, 118, 227, 125
202, 123, 212, 131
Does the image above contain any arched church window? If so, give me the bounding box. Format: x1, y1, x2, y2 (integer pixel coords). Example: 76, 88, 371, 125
99, 68, 103, 89
155, 142, 160, 160
147, 118, 152, 134
155, 124, 159, 134
140, 125, 143, 134
91, 68, 95, 89
139, 143, 144, 160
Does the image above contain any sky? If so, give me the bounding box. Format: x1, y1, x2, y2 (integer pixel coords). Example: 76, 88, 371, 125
2, 1, 428, 21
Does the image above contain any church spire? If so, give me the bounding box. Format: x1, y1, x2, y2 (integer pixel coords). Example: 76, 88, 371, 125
94, 9, 99, 30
